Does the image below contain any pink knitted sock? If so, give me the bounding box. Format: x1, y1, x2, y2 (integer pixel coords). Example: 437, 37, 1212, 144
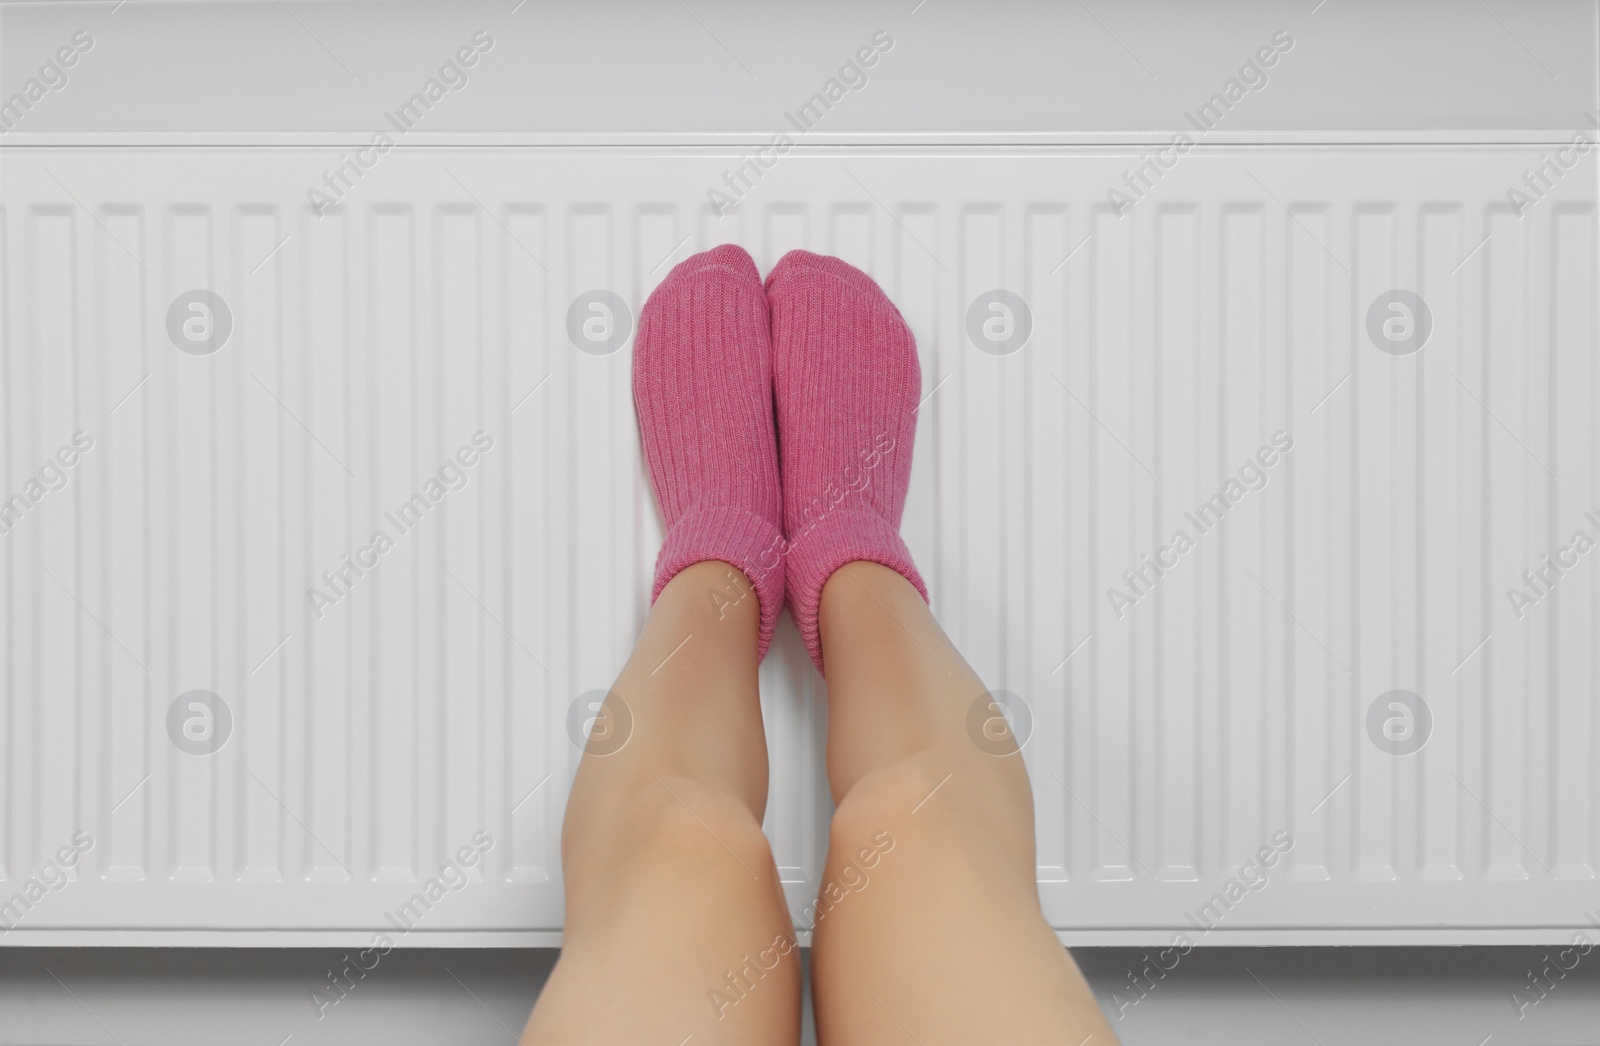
634, 244, 785, 659
766, 250, 927, 674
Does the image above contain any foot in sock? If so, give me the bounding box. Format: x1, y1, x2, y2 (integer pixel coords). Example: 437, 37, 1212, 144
633, 244, 785, 659
766, 250, 927, 675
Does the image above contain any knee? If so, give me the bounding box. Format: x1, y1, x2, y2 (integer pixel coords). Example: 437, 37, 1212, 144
562, 771, 775, 887
827, 758, 941, 859
828, 753, 1035, 871
637, 775, 774, 871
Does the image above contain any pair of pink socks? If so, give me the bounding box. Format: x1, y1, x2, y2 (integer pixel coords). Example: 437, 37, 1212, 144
633, 245, 927, 674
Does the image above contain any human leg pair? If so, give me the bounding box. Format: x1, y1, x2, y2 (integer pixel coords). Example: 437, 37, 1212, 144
522, 246, 1116, 1044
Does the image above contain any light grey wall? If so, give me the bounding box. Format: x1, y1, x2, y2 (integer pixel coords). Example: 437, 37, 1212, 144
4, 0, 1595, 136
2, 946, 1596, 1045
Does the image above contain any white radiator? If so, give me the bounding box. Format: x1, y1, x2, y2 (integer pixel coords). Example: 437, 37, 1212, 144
1, 0, 1597, 947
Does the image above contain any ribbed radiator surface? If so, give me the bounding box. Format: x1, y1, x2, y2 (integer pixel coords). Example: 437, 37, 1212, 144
1, 147, 1596, 943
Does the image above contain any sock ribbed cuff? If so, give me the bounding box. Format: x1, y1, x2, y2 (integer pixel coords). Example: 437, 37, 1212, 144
652, 505, 786, 660
782, 508, 927, 675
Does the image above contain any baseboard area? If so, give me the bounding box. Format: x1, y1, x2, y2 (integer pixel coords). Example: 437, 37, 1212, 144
1, 946, 1596, 1046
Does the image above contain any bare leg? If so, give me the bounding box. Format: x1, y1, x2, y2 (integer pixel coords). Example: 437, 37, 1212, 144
521, 561, 801, 1045
809, 562, 1117, 1045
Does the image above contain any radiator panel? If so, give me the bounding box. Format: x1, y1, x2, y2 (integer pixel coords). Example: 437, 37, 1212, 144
0, 147, 1596, 941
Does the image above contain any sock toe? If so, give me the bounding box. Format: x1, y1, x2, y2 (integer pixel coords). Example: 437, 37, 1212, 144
666, 242, 762, 288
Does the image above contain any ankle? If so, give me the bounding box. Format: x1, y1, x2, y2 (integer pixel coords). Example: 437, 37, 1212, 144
820, 559, 925, 614
817, 561, 949, 675
657, 560, 762, 626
